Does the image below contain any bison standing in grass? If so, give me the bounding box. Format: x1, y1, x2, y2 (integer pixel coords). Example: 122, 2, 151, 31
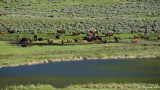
90, 30, 98, 34
62, 40, 64, 45
48, 39, 53, 44
8, 30, 14, 34
57, 30, 66, 34
53, 32, 57, 35
78, 37, 82, 40
114, 36, 120, 43
132, 40, 137, 44
105, 32, 113, 37
101, 39, 107, 43
74, 39, 78, 42
96, 34, 102, 40
56, 35, 60, 39
134, 35, 140, 39
73, 31, 80, 36
21, 38, 32, 43
67, 39, 72, 42
158, 36, 160, 40
141, 35, 149, 40
38, 38, 43, 41
34, 35, 37, 41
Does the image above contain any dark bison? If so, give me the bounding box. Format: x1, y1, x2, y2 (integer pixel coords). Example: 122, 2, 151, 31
34, 35, 37, 41
38, 38, 43, 41
56, 35, 60, 39
96, 34, 102, 40
8, 30, 14, 34
62, 40, 64, 45
90, 30, 98, 34
158, 36, 160, 40
48, 39, 53, 44
21, 38, 32, 43
114, 36, 120, 43
132, 40, 137, 44
48, 15, 54, 18
74, 39, 78, 42
84, 36, 92, 42
101, 39, 107, 43
57, 30, 66, 34
67, 39, 72, 42
105, 32, 113, 37
141, 35, 149, 40
73, 31, 80, 36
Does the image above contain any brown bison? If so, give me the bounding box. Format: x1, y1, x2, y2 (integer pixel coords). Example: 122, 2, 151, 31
56, 35, 60, 39
84, 36, 92, 42
8, 30, 14, 34
96, 34, 102, 40
57, 30, 66, 34
48, 39, 53, 44
38, 38, 43, 41
62, 40, 64, 45
134, 35, 140, 39
48, 15, 54, 18
73, 31, 80, 36
83, 40, 87, 43
105, 32, 113, 37
34, 35, 37, 41
78, 37, 82, 40
101, 39, 107, 43
114, 36, 120, 43
0, 13, 6, 16
0, 32, 6, 34
53, 32, 57, 34
132, 40, 137, 44
141, 35, 149, 40
90, 30, 98, 34
67, 39, 72, 42
87, 32, 94, 37
158, 36, 160, 40
74, 39, 78, 42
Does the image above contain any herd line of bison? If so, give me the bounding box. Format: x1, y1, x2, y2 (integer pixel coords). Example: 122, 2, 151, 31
1, 30, 160, 46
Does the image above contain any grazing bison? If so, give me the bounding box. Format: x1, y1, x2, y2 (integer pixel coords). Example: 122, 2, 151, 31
105, 32, 113, 37
53, 32, 57, 34
38, 38, 43, 41
83, 40, 87, 43
90, 30, 98, 34
101, 39, 107, 43
48, 39, 53, 44
57, 30, 66, 34
56, 35, 60, 39
67, 39, 72, 42
114, 36, 120, 43
91, 36, 97, 41
132, 40, 137, 44
73, 31, 80, 36
8, 30, 14, 34
21, 38, 32, 43
158, 36, 160, 40
78, 37, 82, 40
0, 13, 6, 16
141, 35, 149, 40
154, 38, 157, 41
96, 34, 102, 40
134, 35, 140, 39
62, 40, 64, 45
74, 39, 78, 42
87, 32, 94, 37
48, 15, 54, 18
84, 36, 92, 42
34, 35, 37, 41
0, 32, 6, 34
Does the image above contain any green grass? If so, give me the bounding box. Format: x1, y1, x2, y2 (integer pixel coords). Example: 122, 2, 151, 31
3, 83, 160, 90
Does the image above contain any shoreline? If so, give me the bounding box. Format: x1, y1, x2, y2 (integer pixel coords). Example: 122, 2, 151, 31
0, 56, 159, 68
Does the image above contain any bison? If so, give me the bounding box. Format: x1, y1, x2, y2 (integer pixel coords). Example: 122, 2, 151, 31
83, 40, 87, 43
0, 32, 6, 34
0, 13, 6, 16
56, 35, 60, 39
62, 40, 64, 45
90, 30, 98, 34
48, 39, 53, 44
53, 32, 57, 35
21, 38, 32, 43
132, 40, 137, 44
141, 35, 149, 40
73, 31, 80, 36
78, 37, 82, 40
96, 34, 102, 40
134, 35, 140, 39
101, 39, 107, 43
74, 39, 78, 42
57, 30, 66, 34
158, 36, 160, 40
8, 30, 14, 34
114, 36, 120, 43
105, 32, 113, 37
87, 32, 94, 37
67, 39, 72, 42
34, 35, 37, 41
38, 38, 43, 41
48, 15, 54, 18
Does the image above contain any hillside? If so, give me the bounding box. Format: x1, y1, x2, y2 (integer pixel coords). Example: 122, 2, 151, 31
0, 0, 160, 34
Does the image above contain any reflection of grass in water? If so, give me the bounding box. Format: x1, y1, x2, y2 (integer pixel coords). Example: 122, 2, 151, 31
86, 59, 160, 74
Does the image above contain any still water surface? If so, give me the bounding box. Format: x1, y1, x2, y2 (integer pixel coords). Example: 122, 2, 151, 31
0, 58, 160, 88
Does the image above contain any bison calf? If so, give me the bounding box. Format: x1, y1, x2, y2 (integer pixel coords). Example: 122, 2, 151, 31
132, 40, 137, 44
114, 36, 120, 43
105, 32, 113, 37
73, 31, 80, 36
48, 39, 53, 44
67, 39, 72, 43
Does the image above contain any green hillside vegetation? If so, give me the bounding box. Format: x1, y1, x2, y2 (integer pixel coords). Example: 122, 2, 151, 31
0, 0, 160, 34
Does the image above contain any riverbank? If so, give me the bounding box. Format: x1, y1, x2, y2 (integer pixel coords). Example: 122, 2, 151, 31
3, 83, 160, 90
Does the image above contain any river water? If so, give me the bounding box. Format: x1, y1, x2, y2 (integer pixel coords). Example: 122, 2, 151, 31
0, 58, 160, 88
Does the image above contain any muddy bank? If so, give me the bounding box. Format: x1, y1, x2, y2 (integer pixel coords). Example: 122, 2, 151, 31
0, 56, 159, 68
